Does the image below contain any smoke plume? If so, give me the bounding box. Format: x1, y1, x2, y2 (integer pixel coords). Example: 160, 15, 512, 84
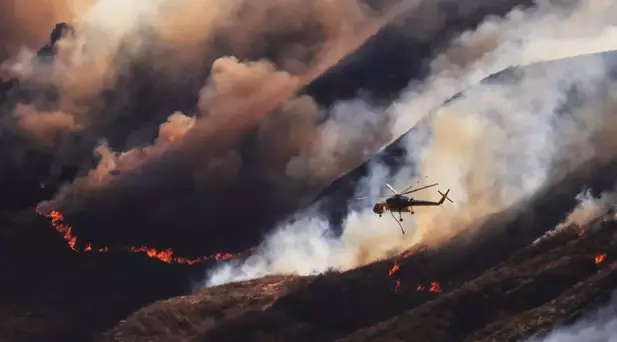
560, 190, 617, 229
4, 0, 410, 152
0, 0, 93, 63
534, 187, 617, 244
3, 0, 432, 258
206, 0, 617, 286
526, 291, 617, 342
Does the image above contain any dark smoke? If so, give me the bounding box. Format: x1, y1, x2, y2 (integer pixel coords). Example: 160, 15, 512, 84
0, 0, 541, 258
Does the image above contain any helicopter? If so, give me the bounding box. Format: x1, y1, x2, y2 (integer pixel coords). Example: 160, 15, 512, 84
369, 181, 453, 234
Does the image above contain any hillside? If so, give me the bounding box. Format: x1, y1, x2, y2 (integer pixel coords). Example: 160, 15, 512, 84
3, 0, 617, 341
98, 202, 617, 341
95, 46, 617, 340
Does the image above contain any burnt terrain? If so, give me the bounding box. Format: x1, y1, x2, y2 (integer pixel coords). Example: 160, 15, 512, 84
5, 156, 617, 341
98, 207, 617, 342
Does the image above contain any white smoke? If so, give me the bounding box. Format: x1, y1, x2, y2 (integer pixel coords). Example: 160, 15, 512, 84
204, 0, 617, 287
206, 161, 401, 287
391, 0, 617, 138
562, 189, 617, 229
526, 291, 617, 342
534, 188, 617, 244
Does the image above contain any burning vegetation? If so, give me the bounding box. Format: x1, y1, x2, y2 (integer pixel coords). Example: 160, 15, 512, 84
596, 253, 607, 265
387, 248, 442, 294
35, 207, 237, 265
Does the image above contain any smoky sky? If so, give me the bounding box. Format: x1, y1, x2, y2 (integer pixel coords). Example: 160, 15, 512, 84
0, 0, 93, 64
1, 0, 547, 257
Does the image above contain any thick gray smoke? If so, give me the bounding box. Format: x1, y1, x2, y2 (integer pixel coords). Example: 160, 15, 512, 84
18, 0, 419, 216
526, 291, 617, 342
206, 0, 617, 286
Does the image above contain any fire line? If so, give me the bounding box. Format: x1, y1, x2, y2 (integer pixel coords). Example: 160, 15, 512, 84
36, 207, 239, 265
387, 248, 443, 294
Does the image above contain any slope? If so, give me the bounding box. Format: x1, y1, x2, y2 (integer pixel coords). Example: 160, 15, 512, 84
97, 188, 617, 342
97, 47, 617, 341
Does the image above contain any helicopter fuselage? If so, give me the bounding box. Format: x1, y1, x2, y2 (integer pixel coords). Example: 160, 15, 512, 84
369, 182, 451, 233
373, 195, 414, 214
385, 195, 411, 210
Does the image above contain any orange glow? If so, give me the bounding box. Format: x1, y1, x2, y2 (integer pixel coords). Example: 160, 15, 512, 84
595, 253, 607, 265
388, 262, 400, 276
394, 279, 401, 293
386, 248, 423, 293
215, 252, 235, 261
382, 245, 445, 295
400, 250, 414, 259
429, 281, 442, 293
40, 209, 78, 251
36, 207, 239, 265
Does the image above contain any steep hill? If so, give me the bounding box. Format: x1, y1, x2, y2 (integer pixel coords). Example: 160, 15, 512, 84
98, 199, 617, 341
3, 1, 617, 341
96, 47, 617, 341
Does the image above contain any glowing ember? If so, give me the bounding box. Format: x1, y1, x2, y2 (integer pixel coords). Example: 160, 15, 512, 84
215, 252, 234, 261
429, 281, 442, 293
36, 207, 239, 265
43, 209, 78, 251
400, 250, 414, 259
394, 279, 401, 293
388, 262, 400, 276
386, 247, 431, 293
416, 285, 425, 291
595, 253, 607, 265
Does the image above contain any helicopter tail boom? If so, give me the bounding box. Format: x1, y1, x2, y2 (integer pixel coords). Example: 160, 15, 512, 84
437, 189, 453, 204
408, 189, 452, 206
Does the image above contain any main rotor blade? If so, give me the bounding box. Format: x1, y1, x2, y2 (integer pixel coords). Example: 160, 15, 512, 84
400, 183, 439, 195
400, 176, 429, 194
385, 183, 398, 195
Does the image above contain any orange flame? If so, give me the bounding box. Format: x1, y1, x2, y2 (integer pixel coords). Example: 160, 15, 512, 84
429, 281, 442, 293
36, 207, 239, 265
384, 246, 444, 294
388, 262, 400, 276
595, 253, 607, 265
386, 248, 425, 293
45, 209, 78, 251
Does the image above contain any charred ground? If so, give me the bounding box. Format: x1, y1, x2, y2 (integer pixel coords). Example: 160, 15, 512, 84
98, 192, 617, 342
